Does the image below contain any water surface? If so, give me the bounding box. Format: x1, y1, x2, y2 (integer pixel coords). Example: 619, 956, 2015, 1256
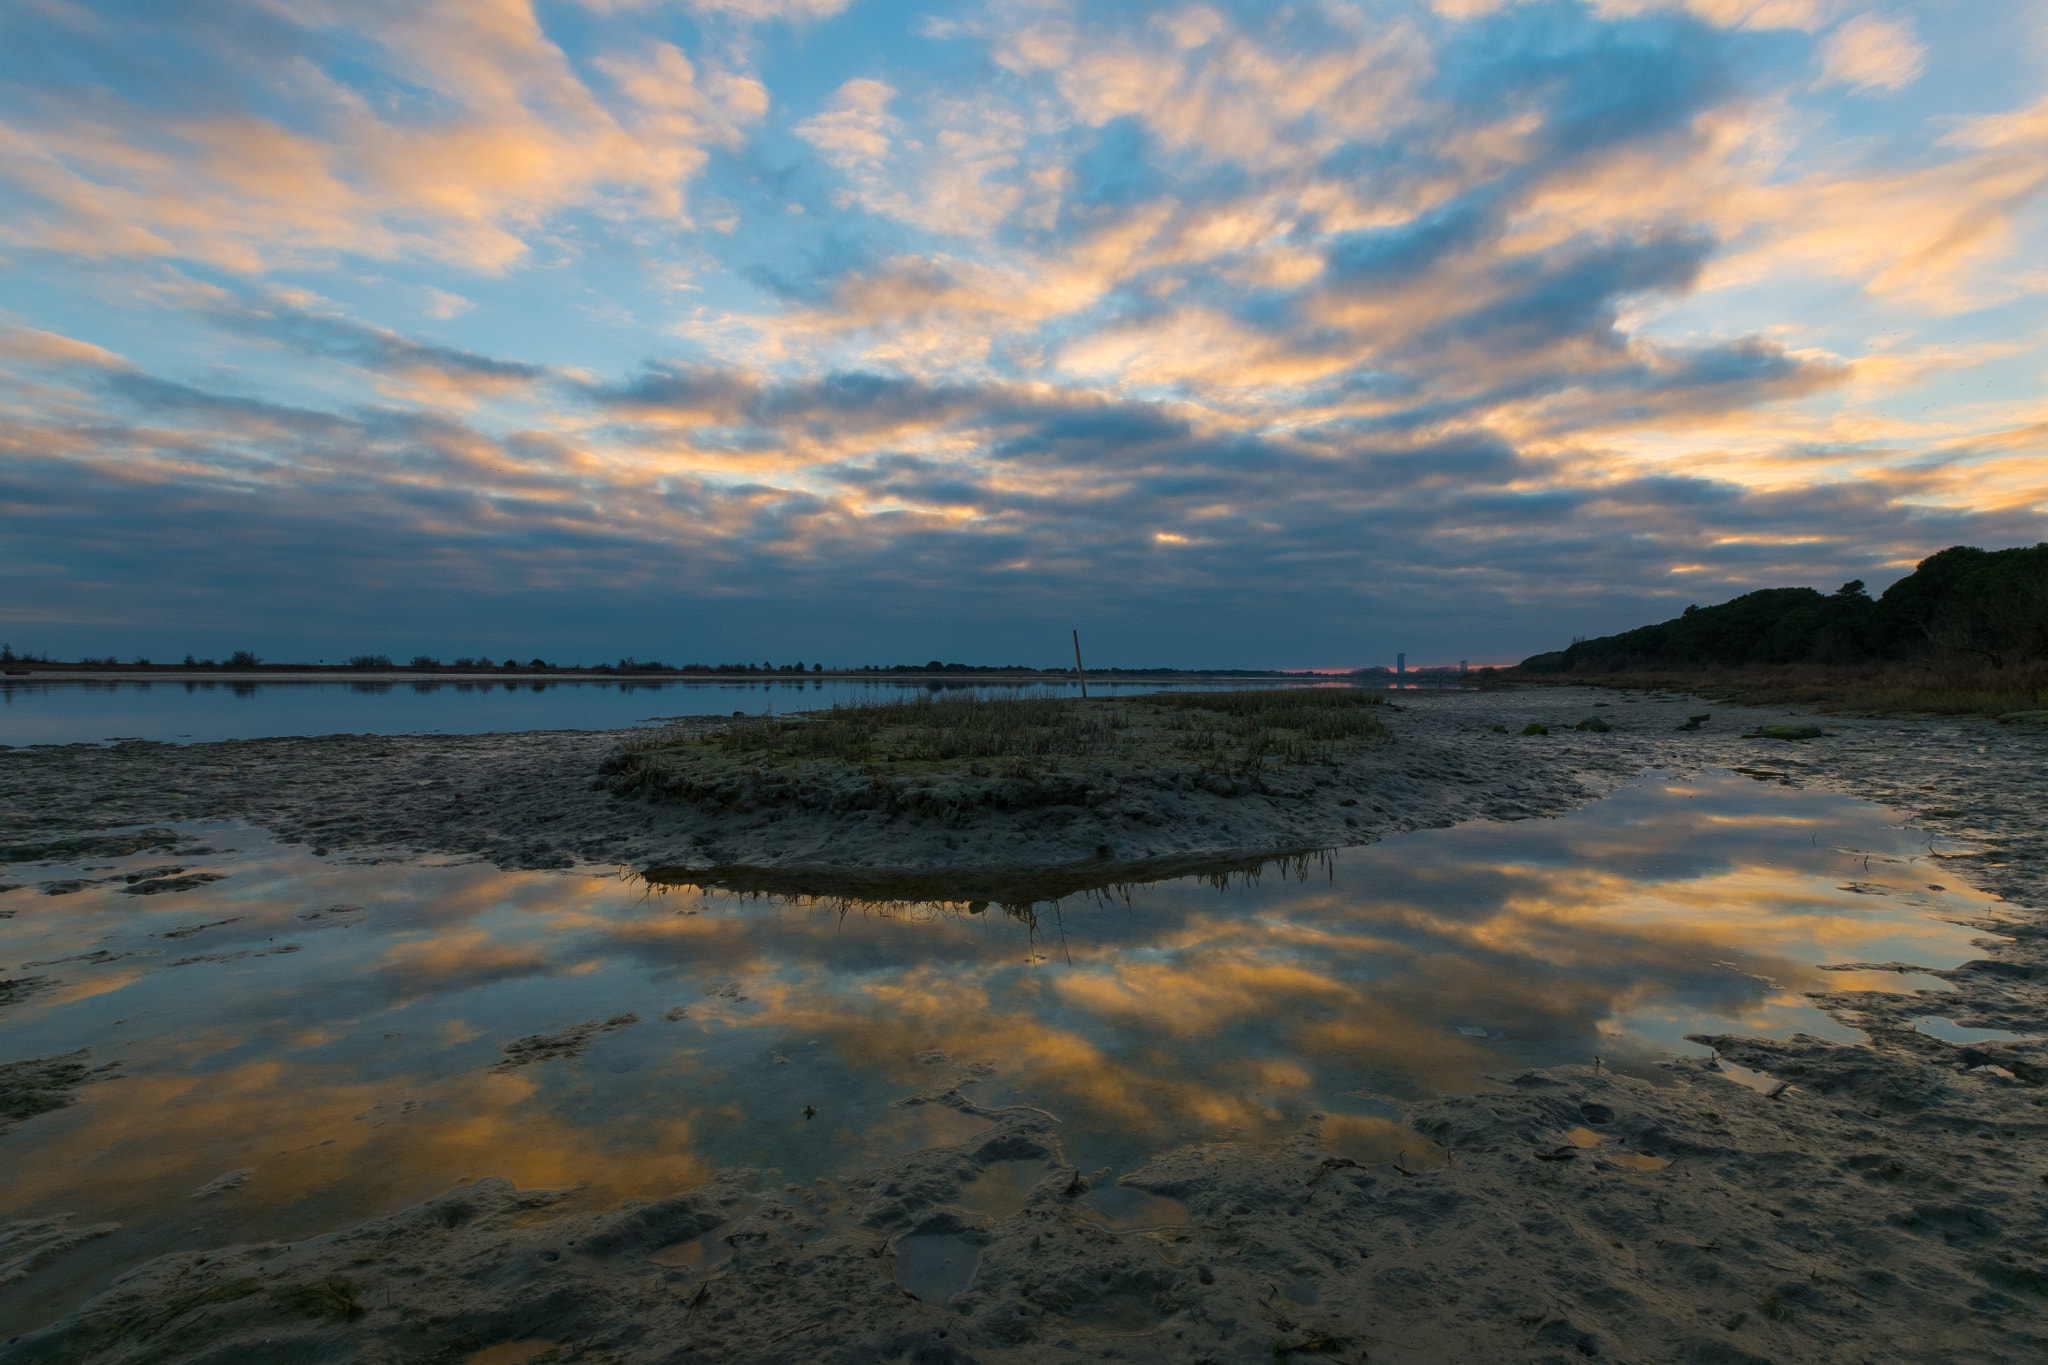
0, 676, 1347, 746
0, 769, 1991, 1333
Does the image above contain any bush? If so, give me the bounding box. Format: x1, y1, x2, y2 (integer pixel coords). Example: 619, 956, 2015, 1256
410, 655, 440, 669
226, 650, 260, 669
346, 654, 393, 670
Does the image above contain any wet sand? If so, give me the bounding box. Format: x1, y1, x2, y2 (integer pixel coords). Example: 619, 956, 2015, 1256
2, 686, 2045, 1363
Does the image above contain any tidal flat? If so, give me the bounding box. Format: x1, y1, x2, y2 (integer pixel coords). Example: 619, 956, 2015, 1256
1, 686, 2044, 1364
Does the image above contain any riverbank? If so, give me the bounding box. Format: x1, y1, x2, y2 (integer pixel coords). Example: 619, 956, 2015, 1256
1512, 660, 2048, 721
3, 685, 2045, 1363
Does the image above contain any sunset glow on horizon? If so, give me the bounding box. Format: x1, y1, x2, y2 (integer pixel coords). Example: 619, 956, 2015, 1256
2, 0, 2044, 668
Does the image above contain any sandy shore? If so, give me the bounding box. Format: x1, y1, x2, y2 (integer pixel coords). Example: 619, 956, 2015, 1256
3, 685, 2045, 1363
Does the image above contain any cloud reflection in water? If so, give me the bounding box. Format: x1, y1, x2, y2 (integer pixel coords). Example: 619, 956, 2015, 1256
0, 770, 1992, 1329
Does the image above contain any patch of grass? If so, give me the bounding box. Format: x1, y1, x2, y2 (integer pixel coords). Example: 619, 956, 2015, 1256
107, 1277, 265, 1341
1513, 661, 2048, 718
270, 1274, 366, 1322
695, 693, 1121, 770
1129, 687, 1390, 766
603, 690, 1390, 819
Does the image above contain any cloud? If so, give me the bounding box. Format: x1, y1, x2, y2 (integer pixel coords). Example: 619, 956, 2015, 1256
0, 322, 131, 370
681, 0, 851, 18
422, 288, 476, 320
795, 79, 899, 169
0, 1, 767, 272
1, 0, 2044, 664
154, 284, 553, 404
1819, 12, 1927, 92
1440, 0, 1840, 27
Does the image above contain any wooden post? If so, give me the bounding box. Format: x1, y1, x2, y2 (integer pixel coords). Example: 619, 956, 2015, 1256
1072, 629, 1088, 699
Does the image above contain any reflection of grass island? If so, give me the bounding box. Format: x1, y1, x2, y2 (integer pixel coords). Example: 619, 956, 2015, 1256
602, 689, 1390, 822
639, 847, 1336, 920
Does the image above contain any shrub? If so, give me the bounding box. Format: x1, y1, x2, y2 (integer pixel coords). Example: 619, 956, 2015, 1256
226, 650, 260, 669
410, 655, 440, 669
346, 654, 393, 669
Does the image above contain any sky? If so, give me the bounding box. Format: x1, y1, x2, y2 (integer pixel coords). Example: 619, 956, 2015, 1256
1, 0, 2045, 670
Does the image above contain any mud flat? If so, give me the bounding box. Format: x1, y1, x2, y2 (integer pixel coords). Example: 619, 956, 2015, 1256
2, 686, 2046, 1363
2, 688, 1703, 880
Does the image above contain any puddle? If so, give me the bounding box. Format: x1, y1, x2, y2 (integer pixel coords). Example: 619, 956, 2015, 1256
892, 1233, 979, 1303
1607, 1151, 1675, 1171
465, 1343, 556, 1365
1914, 1017, 2039, 1045
1710, 1058, 1786, 1094
0, 770, 2002, 1335
646, 1230, 730, 1277
1082, 1184, 1189, 1230
1560, 1125, 1673, 1170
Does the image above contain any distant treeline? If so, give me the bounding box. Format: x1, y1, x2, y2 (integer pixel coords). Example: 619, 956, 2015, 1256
1521, 544, 2048, 673
0, 648, 1392, 677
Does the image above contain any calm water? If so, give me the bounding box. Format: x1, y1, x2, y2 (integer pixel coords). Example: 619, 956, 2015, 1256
0, 677, 1351, 747
0, 770, 1991, 1333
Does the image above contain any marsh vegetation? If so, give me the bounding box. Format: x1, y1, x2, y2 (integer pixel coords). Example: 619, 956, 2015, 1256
1531, 661, 2048, 719
601, 689, 1390, 818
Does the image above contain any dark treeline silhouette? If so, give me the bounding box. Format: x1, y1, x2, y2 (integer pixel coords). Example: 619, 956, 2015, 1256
5, 643, 1454, 680
0, 648, 1390, 679
1521, 544, 2048, 673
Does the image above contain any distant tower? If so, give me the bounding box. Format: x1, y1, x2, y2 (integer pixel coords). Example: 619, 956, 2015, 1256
1396, 653, 1405, 680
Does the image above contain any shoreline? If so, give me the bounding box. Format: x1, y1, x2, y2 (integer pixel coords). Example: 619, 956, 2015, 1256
3, 686, 2044, 1363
